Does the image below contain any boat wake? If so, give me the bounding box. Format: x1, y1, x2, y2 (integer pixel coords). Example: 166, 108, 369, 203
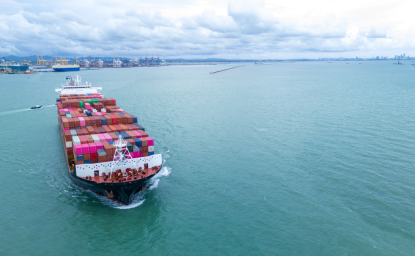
0, 108, 31, 116
0, 105, 55, 116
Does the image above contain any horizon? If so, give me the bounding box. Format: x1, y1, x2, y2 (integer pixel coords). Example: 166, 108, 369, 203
1, 0, 414, 59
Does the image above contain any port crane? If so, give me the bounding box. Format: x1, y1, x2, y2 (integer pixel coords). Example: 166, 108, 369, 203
55, 54, 69, 65
36, 54, 47, 65
1, 60, 13, 74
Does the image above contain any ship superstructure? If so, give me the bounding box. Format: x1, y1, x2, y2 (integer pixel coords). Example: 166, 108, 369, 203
56, 75, 162, 204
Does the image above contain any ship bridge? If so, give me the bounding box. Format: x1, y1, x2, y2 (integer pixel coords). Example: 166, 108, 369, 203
55, 75, 102, 95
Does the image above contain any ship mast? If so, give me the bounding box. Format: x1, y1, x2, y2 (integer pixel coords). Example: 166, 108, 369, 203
111, 133, 137, 175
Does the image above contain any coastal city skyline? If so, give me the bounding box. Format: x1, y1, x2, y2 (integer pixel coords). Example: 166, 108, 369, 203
1, 0, 414, 59
2, 52, 414, 63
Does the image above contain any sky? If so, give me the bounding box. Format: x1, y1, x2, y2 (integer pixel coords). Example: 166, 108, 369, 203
0, 0, 414, 59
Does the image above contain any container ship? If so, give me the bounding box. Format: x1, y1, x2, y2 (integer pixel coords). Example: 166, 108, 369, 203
56, 75, 162, 205
53, 64, 80, 72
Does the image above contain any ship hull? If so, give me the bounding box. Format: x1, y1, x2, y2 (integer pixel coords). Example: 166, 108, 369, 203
54, 67, 81, 72
67, 168, 159, 204
60, 126, 162, 205
63, 148, 162, 205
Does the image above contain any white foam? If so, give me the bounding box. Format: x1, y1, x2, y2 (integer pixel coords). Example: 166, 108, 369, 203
0, 108, 31, 116
115, 199, 145, 210
148, 166, 171, 191
149, 179, 160, 190
0, 105, 55, 116
155, 166, 172, 178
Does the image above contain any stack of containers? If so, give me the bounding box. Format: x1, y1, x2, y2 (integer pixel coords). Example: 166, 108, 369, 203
58, 93, 152, 164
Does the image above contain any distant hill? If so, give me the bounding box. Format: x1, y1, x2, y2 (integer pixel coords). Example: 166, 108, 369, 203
1, 55, 56, 62
1, 55, 124, 63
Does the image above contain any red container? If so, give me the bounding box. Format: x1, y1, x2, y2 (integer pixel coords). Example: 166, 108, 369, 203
110, 115, 117, 124
68, 118, 74, 128
126, 131, 136, 139
105, 116, 112, 125
81, 128, 88, 135
139, 138, 148, 147
103, 126, 112, 133
84, 116, 91, 126
91, 152, 97, 160
79, 135, 87, 144
64, 130, 72, 141
85, 135, 94, 143
87, 126, 94, 134
93, 127, 101, 134
109, 125, 117, 132
126, 139, 135, 145
138, 130, 148, 137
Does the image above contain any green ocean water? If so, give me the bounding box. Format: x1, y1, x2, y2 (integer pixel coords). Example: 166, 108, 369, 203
0, 61, 414, 255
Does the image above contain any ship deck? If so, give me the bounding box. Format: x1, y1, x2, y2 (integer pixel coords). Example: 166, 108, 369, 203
82, 166, 161, 184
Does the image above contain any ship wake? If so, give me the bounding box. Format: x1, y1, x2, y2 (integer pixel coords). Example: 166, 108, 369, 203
0, 105, 55, 116
148, 166, 171, 191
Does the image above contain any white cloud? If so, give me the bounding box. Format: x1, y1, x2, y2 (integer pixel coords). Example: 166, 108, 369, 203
0, 0, 414, 58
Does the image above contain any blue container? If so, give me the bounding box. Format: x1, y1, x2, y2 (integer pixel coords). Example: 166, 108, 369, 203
65, 111, 70, 114
108, 141, 114, 145
75, 127, 80, 129
136, 124, 145, 132
119, 112, 124, 115
70, 130, 77, 136
86, 111, 92, 116
74, 94, 78, 96
121, 131, 130, 139
56, 98, 61, 102
84, 160, 91, 164
100, 116, 107, 125
76, 154, 84, 161
133, 138, 142, 147
66, 114, 72, 118
149, 152, 154, 156
130, 115, 137, 123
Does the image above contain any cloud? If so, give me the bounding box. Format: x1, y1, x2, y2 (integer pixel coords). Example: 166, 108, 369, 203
0, 0, 413, 58
361, 27, 388, 38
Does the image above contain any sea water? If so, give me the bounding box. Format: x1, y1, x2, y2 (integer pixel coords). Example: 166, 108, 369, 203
0, 61, 414, 255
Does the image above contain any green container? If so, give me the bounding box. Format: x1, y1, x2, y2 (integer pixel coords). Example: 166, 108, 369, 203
126, 143, 133, 153
79, 101, 84, 108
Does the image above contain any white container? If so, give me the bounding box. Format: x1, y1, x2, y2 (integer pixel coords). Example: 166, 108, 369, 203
91, 134, 100, 143
72, 136, 81, 145
148, 146, 154, 152
66, 141, 72, 148
92, 109, 97, 113
101, 108, 107, 112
